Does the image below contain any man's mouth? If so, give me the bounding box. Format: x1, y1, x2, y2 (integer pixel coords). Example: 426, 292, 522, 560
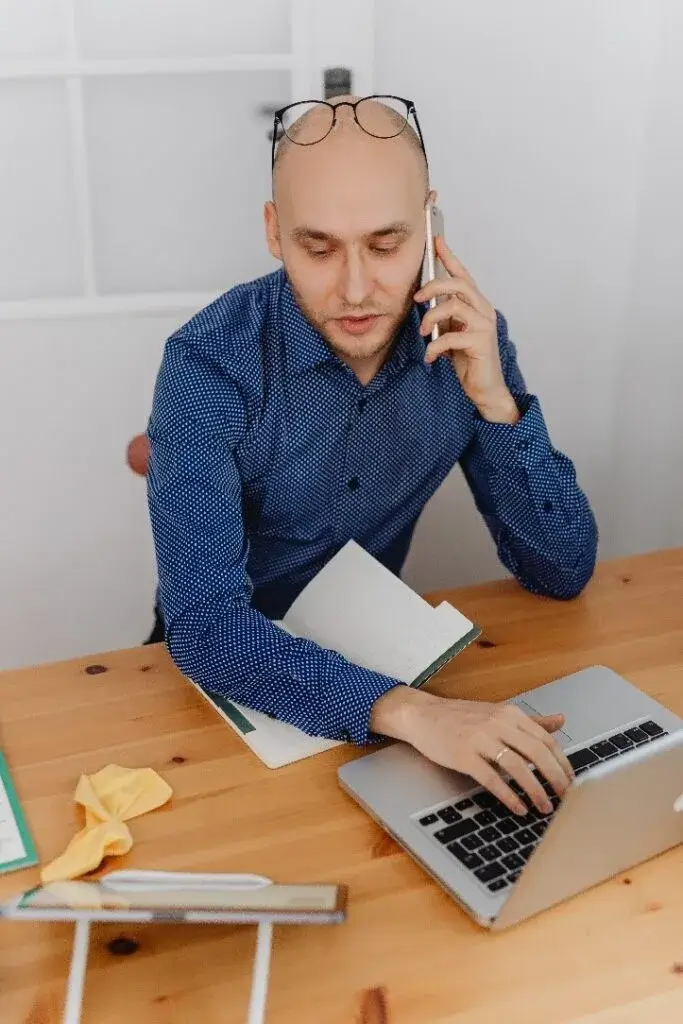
335, 315, 382, 336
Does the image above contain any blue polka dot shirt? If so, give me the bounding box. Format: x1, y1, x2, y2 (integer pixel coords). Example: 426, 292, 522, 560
147, 268, 597, 744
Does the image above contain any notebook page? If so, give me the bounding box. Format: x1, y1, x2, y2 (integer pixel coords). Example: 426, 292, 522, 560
282, 541, 474, 683
431, 600, 476, 636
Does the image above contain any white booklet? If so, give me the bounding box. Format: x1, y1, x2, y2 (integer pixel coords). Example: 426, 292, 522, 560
186, 540, 481, 769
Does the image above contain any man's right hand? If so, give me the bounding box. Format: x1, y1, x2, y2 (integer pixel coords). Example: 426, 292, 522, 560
370, 686, 574, 816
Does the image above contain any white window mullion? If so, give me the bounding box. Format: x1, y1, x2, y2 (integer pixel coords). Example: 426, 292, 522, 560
0, 55, 295, 80
62, 0, 96, 297
0, 292, 219, 320
291, 0, 314, 99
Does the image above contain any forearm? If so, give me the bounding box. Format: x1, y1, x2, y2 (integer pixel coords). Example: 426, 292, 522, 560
464, 396, 598, 598
165, 595, 402, 744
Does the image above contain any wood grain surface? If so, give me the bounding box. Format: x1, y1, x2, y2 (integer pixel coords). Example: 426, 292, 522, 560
0, 548, 682, 1023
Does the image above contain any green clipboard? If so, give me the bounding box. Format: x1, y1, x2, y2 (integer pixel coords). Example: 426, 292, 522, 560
0, 750, 39, 874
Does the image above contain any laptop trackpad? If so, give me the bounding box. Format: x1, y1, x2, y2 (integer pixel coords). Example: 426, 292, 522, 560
511, 697, 574, 748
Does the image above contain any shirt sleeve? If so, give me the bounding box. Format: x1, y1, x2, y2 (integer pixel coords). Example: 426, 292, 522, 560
459, 311, 598, 599
147, 334, 401, 745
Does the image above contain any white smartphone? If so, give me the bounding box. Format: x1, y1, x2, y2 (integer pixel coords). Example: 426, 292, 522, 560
422, 200, 450, 342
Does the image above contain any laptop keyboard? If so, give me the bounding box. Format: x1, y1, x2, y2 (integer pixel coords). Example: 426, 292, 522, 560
415, 719, 668, 896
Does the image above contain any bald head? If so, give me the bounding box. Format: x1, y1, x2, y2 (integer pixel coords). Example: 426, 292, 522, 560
264, 95, 434, 385
272, 95, 429, 201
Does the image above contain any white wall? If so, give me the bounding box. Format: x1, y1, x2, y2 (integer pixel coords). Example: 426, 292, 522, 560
2, 0, 682, 671
376, 0, 683, 592
0, 315, 178, 667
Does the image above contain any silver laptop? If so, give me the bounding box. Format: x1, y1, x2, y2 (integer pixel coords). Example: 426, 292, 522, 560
337, 666, 683, 930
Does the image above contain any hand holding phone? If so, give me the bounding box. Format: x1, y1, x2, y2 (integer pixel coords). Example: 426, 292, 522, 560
415, 208, 517, 423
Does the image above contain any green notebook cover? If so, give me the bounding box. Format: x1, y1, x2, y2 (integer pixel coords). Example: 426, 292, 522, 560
410, 622, 482, 689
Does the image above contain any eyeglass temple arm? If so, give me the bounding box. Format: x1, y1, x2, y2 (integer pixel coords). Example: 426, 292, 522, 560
410, 106, 429, 172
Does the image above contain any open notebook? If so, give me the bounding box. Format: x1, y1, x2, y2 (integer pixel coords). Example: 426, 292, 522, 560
186, 540, 481, 768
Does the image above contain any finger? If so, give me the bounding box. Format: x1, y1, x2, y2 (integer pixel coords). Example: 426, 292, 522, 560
434, 235, 476, 285
482, 739, 552, 814
414, 276, 492, 319
505, 706, 575, 785
532, 712, 565, 733
465, 757, 527, 816
520, 714, 575, 783
420, 296, 487, 337
424, 331, 473, 365
500, 724, 571, 800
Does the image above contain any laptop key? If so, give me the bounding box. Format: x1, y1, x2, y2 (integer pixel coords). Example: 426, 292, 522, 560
455, 798, 475, 811
475, 862, 505, 883
516, 828, 536, 846
419, 813, 439, 827
517, 812, 536, 828
480, 844, 500, 862
438, 806, 463, 825
474, 810, 496, 827
447, 842, 483, 870
532, 820, 548, 838
608, 732, 633, 750
568, 748, 600, 771
624, 726, 649, 745
434, 819, 477, 844
462, 833, 484, 851
488, 878, 508, 893
508, 870, 521, 883
479, 826, 501, 844
519, 845, 535, 862
497, 818, 520, 835
640, 721, 666, 738
590, 740, 619, 759
502, 853, 524, 871
474, 792, 499, 810
497, 836, 519, 854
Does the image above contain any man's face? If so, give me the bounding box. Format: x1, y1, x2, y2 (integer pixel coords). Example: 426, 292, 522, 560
265, 121, 428, 373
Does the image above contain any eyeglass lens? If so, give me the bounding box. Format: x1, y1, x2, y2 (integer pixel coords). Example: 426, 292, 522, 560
279, 95, 409, 146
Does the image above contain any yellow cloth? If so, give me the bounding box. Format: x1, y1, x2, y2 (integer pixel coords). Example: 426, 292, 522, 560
40, 764, 172, 883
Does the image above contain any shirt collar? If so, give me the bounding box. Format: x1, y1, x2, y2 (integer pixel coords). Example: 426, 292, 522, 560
280, 270, 428, 377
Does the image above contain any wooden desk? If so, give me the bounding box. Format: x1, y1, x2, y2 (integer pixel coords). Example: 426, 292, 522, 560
1, 549, 682, 1024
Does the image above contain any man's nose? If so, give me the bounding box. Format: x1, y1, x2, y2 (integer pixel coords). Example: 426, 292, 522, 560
339, 249, 372, 307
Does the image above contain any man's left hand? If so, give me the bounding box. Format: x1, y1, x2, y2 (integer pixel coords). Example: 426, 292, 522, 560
414, 236, 520, 424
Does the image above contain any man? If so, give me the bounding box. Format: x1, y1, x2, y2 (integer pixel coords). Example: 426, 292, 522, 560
147, 95, 597, 816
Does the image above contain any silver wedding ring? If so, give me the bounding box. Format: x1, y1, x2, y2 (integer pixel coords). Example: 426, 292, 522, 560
494, 745, 510, 766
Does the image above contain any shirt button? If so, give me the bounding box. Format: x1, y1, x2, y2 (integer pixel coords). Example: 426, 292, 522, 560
543, 500, 554, 513
357, 398, 367, 411
348, 476, 360, 491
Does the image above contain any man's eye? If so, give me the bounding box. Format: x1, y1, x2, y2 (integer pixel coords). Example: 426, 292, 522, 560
308, 248, 332, 258
371, 242, 401, 255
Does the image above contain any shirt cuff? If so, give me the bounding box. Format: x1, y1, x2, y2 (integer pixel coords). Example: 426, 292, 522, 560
338, 665, 406, 746
474, 394, 552, 470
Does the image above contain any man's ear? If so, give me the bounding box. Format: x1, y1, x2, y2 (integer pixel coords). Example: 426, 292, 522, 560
264, 201, 282, 261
